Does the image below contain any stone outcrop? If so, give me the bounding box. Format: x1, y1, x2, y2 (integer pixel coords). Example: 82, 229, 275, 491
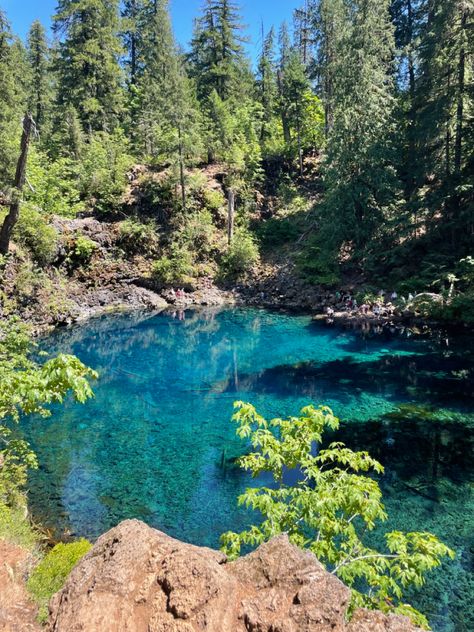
48, 520, 422, 632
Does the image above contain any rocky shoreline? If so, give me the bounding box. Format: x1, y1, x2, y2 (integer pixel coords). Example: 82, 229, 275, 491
1, 215, 468, 336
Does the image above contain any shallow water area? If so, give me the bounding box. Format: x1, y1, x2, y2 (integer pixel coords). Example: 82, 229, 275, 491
21, 308, 473, 632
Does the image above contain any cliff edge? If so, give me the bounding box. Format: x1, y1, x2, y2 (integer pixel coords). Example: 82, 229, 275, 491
48, 520, 422, 632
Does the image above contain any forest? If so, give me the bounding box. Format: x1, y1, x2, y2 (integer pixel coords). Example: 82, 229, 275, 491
0, 0, 472, 324
0, 1, 473, 630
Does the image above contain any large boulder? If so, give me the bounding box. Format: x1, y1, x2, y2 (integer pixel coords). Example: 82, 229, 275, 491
48, 520, 422, 632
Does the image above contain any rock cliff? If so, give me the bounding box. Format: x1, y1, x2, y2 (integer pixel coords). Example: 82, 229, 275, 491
48, 520, 422, 632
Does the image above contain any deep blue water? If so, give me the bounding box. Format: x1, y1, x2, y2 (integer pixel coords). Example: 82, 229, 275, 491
20, 308, 473, 632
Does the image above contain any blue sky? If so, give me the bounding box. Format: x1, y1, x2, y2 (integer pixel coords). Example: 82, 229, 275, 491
1, 0, 301, 58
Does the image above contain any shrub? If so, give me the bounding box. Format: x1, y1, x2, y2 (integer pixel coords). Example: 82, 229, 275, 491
221, 403, 455, 629
219, 228, 259, 280
79, 130, 133, 212
0, 504, 39, 550
202, 188, 225, 213
118, 218, 159, 256
26, 148, 84, 218
296, 241, 340, 287
27, 539, 92, 622
13, 205, 59, 265
152, 243, 194, 286
71, 236, 97, 264
182, 210, 216, 260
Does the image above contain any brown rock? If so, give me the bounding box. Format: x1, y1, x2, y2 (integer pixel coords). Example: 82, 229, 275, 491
48, 520, 423, 632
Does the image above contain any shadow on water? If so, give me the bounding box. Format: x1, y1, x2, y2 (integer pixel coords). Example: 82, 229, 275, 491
217, 353, 474, 408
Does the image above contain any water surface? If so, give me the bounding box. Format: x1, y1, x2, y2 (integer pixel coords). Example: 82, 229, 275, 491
21, 308, 473, 632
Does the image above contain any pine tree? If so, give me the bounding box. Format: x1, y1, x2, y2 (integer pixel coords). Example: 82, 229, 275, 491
414, 0, 473, 248
189, 0, 249, 102
122, 0, 148, 86
130, 0, 202, 164
53, 0, 124, 134
321, 0, 401, 255
257, 26, 278, 144
26, 21, 52, 131
278, 48, 312, 174
0, 10, 29, 188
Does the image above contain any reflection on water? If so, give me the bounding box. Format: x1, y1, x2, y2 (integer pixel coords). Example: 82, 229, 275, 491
19, 308, 473, 632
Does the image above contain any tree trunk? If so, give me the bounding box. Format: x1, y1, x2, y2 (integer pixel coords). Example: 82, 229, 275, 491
277, 70, 291, 144
454, 9, 467, 175
178, 124, 186, 212
297, 115, 303, 178
0, 114, 35, 256
227, 189, 235, 245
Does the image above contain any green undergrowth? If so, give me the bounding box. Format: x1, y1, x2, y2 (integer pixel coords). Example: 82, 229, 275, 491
27, 539, 92, 623
0, 502, 40, 551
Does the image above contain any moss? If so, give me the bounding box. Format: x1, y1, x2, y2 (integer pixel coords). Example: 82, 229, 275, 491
27, 539, 92, 623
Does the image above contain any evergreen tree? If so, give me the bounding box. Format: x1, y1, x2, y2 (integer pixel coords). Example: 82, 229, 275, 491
278, 48, 312, 174
53, 0, 124, 134
256, 27, 278, 145
189, 0, 249, 102
414, 0, 473, 249
26, 21, 52, 131
130, 0, 202, 164
321, 0, 401, 256
0, 10, 28, 188
122, 0, 148, 86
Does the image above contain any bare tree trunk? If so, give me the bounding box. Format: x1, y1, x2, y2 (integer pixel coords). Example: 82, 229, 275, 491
227, 189, 235, 245
178, 124, 186, 212
297, 115, 303, 178
0, 114, 35, 256
454, 9, 467, 175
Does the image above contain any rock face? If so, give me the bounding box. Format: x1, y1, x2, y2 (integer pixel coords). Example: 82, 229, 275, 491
48, 520, 422, 632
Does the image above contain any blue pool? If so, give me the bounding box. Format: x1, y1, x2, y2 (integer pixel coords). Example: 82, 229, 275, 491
21, 308, 473, 631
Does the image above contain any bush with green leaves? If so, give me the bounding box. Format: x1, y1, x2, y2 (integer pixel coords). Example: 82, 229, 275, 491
12, 204, 59, 265
26, 148, 84, 218
67, 235, 97, 265
296, 240, 341, 287
27, 539, 92, 622
118, 218, 160, 256
219, 228, 259, 280
0, 318, 97, 539
79, 130, 133, 212
152, 242, 194, 286
221, 402, 454, 629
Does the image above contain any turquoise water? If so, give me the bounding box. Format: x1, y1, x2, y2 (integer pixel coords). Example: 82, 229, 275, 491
21, 308, 473, 631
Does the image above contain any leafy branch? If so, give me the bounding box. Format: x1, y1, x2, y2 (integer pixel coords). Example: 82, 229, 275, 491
221, 402, 455, 629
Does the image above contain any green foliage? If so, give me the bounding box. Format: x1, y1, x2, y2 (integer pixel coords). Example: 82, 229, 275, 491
0, 318, 98, 423
221, 402, 455, 628
0, 318, 96, 563
53, 0, 123, 133
118, 218, 159, 256
296, 239, 341, 287
12, 205, 59, 265
26, 148, 84, 218
67, 235, 97, 265
219, 228, 259, 280
27, 539, 92, 622
79, 130, 133, 212
152, 243, 194, 286
0, 504, 39, 550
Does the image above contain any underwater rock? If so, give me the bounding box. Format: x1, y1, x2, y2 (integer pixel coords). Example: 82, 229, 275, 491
48, 520, 422, 632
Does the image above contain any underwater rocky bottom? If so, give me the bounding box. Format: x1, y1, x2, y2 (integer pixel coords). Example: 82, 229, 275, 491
19, 308, 474, 632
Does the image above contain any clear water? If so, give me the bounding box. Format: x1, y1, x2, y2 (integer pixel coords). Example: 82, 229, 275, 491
20, 308, 473, 632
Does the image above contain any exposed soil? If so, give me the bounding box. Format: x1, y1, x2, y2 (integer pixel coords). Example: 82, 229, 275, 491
0, 540, 40, 632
